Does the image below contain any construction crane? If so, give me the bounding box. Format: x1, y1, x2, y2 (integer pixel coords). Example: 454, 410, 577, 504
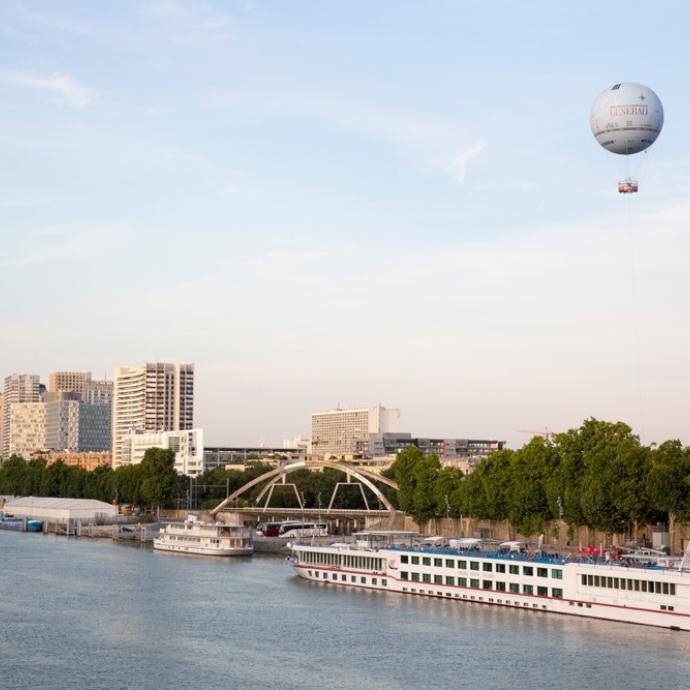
516, 428, 557, 442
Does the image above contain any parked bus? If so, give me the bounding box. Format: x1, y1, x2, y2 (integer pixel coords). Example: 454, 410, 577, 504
255, 522, 282, 537
278, 522, 328, 538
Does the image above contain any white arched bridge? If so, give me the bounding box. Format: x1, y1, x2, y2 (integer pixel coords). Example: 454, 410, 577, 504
210, 460, 399, 525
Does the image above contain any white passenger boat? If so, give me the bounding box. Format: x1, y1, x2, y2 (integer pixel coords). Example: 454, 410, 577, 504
290, 531, 690, 631
154, 516, 253, 556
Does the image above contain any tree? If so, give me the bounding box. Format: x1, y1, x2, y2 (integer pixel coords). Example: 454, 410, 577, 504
139, 448, 177, 511
433, 466, 464, 518
508, 438, 557, 536
461, 449, 513, 521
647, 440, 690, 539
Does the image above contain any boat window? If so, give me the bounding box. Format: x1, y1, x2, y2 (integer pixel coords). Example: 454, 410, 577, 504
351, 576, 356, 583
614, 577, 620, 589
509, 583, 520, 593
445, 559, 455, 568
634, 580, 640, 591
434, 558, 443, 567
670, 584, 676, 596
483, 580, 492, 590
538, 586, 548, 597
382, 579, 387, 587
470, 579, 480, 589
587, 575, 593, 586
458, 560, 467, 570
470, 561, 480, 571
655, 582, 662, 594
482, 562, 493, 572
401, 571, 409, 580
496, 581, 506, 591
360, 577, 366, 584
412, 572, 420, 582
434, 575, 443, 584
423, 574, 431, 583
422, 557, 431, 566
401, 555, 409, 564
641, 581, 647, 592
537, 568, 548, 578
607, 577, 613, 588
523, 566, 534, 577
496, 564, 506, 573
446, 576, 455, 586
523, 585, 534, 595
552, 588, 563, 599
459, 577, 467, 587
341, 575, 346, 581
509, 565, 519, 575
372, 578, 377, 586
411, 556, 419, 565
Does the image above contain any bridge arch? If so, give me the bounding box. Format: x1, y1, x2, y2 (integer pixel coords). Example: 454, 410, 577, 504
210, 460, 398, 517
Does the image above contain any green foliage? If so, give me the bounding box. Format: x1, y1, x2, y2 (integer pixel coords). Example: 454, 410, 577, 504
387, 418, 690, 534
139, 448, 177, 508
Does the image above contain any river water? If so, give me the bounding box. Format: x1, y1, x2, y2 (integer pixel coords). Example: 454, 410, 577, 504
1, 531, 690, 690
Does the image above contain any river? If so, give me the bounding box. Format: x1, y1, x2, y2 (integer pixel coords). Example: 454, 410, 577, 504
1, 531, 690, 690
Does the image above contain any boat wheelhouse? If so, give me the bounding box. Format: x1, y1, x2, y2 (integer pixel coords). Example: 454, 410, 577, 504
290, 531, 690, 631
154, 516, 253, 557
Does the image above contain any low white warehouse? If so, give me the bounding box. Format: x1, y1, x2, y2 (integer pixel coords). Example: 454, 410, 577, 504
4, 497, 118, 522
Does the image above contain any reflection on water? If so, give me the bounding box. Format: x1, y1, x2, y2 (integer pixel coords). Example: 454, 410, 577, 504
1, 531, 690, 690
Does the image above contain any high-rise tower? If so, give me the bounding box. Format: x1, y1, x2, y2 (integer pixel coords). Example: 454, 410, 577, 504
112, 362, 194, 467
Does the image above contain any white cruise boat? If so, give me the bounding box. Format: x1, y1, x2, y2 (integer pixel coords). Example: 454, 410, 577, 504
291, 531, 690, 631
154, 516, 253, 556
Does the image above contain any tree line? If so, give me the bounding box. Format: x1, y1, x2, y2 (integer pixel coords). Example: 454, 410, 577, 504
387, 418, 690, 535
2, 418, 687, 535
0, 448, 179, 509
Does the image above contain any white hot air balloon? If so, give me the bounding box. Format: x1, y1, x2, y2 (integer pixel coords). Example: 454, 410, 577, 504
590, 82, 664, 193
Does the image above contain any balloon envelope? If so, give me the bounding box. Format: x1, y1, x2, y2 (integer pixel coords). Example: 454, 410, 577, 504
590, 83, 663, 155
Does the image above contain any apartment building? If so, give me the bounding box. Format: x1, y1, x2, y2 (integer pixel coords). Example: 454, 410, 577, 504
2, 374, 41, 460
112, 362, 194, 467
8, 402, 46, 459
119, 428, 203, 476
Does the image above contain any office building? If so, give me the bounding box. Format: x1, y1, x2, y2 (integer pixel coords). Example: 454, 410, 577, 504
45, 399, 80, 452
368, 432, 504, 472
112, 362, 194, 467
203, 446, 304, 472
2, 374, 41, 460
78, 402, 112, 452
311, 404, 400, 457
48, 371, 92, 396
83, 380, 114, 405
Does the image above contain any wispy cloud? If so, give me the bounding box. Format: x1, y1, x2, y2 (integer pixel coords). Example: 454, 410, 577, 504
11, 1, 92, 35
146, 0, 232, 43
0, 225, 129, 268
0, 69, 95, 107
207, 89, 487, 184
450, 141, 486, 183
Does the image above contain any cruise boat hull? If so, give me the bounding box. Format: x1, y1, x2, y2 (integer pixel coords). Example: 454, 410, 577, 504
153, 540, 253, 557
291, 533, 690, 632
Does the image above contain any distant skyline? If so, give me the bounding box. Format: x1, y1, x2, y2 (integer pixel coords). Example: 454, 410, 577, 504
2, 1, 690, 448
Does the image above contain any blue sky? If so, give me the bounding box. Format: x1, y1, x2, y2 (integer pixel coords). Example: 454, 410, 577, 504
2, 1, 690, 447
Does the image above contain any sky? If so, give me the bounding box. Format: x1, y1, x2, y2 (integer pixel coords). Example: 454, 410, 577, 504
1, 1, 690, 448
